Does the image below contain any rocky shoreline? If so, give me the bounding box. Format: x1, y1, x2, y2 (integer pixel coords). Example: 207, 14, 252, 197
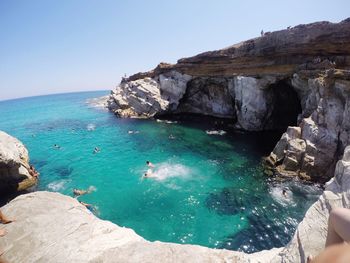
104, 18, 350, 183
1, 18, 350, 262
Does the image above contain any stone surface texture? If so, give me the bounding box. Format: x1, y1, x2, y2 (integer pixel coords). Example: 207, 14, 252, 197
0, 131, 36, 193
266, 70, 350, 182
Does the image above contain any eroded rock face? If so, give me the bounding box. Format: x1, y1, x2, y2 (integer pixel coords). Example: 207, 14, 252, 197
233, 76, 275, 130
267, 70, 350, 182
176, 77, 235, 118
127, 19, 350, 79
108, 71, 191, 118
0, 131, 37, 193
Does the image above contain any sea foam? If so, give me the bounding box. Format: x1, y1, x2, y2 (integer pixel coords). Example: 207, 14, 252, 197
148, 162, 191, 181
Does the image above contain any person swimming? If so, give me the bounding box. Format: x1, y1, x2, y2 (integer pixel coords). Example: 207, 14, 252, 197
53, 144, 61, 149
73, 186, 95, 197
282, 188, 288, 197
93, 147, 100, 154
146, 161, 155, 168
79, 201, 96, 213
143, 169, 155, 178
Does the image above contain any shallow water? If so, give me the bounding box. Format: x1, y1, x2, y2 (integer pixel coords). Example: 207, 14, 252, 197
0, 91, 322, 253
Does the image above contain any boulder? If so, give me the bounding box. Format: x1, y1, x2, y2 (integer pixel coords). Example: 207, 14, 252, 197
108, 71, 192, 118
0, 131, 37, 193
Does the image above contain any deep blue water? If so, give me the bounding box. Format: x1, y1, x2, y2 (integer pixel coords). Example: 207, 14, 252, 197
0, 91, 322, 253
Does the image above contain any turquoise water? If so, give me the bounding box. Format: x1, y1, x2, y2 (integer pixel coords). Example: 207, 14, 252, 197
0, 91, 321, 253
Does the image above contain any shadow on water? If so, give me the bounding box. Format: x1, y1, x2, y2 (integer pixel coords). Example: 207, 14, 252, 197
205, 187, 262, 216
156, 113, 284, 157
206, 177, 322, 253
52, 166, 73, 178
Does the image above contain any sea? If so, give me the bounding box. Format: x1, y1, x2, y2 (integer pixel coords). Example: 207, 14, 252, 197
0, 91, 322, 253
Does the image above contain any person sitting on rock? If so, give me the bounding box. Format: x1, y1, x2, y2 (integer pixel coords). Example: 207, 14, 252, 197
28, 165, 39, 178
0, 210, 14, 237
308, 207, 350, 262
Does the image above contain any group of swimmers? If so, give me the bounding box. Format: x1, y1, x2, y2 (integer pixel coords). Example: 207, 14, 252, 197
143, 161, 155, 178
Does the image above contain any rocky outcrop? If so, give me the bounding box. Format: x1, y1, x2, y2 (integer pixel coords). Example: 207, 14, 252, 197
109, 71, 192, 118
104, 18, 350, 182
269, 145, 350, 262
127, 19, 350, 79
0, 131, 37, 193
1, 146, 350, 262
266, 70, 350, 182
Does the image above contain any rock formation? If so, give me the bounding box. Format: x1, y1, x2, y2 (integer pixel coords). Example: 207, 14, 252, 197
104, 18, 350, 182
0, 131, 37, 194
1, 145, 350, 262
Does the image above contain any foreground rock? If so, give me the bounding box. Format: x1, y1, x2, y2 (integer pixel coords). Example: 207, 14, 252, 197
0, 131, 37, 193
0, 191, 252, 263
104, 18, 350, 182
1, 146, 350, 262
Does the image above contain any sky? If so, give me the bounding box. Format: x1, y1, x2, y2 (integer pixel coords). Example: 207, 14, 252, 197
0, 0, 349, 100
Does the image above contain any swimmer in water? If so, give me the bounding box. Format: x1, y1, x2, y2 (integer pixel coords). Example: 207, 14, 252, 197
282, 188, 288, 197
93, 147, 100, 154
53, 144, 61, 149
79, 201, 96, 213
146, 161, 155, 168
73, 187, 94, 197
143, 169, 155, 178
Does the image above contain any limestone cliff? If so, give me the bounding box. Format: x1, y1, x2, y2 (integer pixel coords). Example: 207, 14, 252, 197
105, 18, 350, 182
1, 146, 350, 262
0, 131, 37, 194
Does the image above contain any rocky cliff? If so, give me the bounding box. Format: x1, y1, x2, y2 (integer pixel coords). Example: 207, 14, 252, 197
106, 18, 350, 182
1, 146, 350, 262
0, 131, 37, 194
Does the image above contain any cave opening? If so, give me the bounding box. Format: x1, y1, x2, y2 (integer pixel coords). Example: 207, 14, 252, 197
269, 79, 302, 130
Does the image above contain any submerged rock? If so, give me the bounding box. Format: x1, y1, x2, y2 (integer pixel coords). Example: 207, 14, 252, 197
0, 131, 37, 193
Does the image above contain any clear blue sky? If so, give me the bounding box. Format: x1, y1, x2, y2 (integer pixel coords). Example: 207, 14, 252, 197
0, 0, 349, 100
